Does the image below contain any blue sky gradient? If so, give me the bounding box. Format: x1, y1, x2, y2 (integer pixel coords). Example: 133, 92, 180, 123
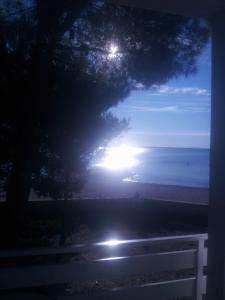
110, 42, 211, 149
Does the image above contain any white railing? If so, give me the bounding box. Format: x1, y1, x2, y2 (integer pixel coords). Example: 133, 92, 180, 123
0, 233, 208, 300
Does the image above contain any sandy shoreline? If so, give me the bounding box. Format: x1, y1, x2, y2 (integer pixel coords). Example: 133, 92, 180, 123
0, 180, 209, 205
80, 179, 209, 205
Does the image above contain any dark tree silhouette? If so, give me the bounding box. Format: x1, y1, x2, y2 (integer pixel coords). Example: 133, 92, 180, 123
0, 1, 209, 223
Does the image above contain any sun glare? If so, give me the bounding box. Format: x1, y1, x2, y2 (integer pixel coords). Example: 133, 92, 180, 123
102, 239, 121, 247
108, 43, 119, 59
96, 145, 145, 170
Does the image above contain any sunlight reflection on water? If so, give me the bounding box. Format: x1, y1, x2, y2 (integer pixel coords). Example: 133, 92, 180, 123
95, 145, 146, 171
90, 147, 209, 187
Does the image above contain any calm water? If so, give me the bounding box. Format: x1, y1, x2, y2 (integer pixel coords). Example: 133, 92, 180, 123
126, 147, 210, 188
93, 148, 209, 187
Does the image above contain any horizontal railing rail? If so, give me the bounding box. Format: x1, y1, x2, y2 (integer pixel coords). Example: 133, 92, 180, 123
0, 233, 208, 257
0, 233, 208, 300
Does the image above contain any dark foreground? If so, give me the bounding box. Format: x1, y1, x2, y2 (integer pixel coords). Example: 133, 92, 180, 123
0, 198, 208, 248
0, 198, 207, 300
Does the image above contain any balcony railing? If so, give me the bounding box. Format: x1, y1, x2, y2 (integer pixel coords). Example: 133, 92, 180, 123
0, 233, 207, 300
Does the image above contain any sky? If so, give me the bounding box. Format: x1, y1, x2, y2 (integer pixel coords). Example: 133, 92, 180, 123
109, 42, 211, 149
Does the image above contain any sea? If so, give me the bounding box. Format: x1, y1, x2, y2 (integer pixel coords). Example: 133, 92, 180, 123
93, 147, 210, 188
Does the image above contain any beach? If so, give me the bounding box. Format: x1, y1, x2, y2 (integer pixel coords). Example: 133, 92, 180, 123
0, 182, 208, 204
80, 178, 208, 205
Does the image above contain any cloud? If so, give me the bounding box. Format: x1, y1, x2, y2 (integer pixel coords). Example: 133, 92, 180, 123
135, 82, 145, 89
182, 105, 210, 113
127, 105, 178, 113
121, 104, 210, 113
150, 85, 211, 97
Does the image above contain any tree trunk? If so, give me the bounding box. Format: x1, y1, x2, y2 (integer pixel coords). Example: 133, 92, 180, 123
5, 122, 35, 245
6, 127, 34, 205
59, 168, 70, 246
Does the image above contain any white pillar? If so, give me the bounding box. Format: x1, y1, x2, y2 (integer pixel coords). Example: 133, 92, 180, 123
207, 10, 225, 300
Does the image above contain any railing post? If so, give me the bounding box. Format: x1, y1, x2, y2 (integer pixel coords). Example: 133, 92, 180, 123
196, 236, 204, 300
207, 11, 225, 300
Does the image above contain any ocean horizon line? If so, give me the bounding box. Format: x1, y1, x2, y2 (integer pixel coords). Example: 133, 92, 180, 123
136, 145, 210, 150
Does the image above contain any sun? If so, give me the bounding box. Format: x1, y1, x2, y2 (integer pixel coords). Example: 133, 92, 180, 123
96, 145, 145, 170
108, 43, 119, 59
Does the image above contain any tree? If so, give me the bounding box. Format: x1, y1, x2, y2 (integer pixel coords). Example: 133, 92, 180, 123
0, 0, 209, 213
